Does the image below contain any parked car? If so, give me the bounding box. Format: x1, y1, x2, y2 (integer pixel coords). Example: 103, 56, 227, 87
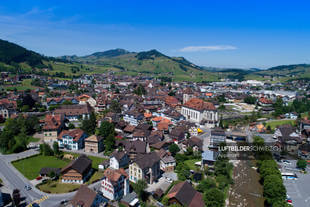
282, 160, 291, 165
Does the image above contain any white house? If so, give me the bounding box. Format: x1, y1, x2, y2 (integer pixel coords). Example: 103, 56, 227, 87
181, 98, 218, 128
101, 168, 129, 201
57, 129, 87, 150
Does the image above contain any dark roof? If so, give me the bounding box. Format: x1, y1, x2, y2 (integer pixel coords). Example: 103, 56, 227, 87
134, 152, 160, 170
111, 151, 128, 162
167, 181, 204, 207
71, 185, 97, 207
61, 155, 92, 174
39, 167, 61, 176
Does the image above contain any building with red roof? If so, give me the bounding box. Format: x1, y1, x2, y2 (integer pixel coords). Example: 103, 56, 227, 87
181, 98, 218, 128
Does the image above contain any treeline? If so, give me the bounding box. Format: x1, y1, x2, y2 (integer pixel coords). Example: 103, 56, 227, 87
273, 97, 310, 117
253, 136, 288, 207
0, 116, 39, 153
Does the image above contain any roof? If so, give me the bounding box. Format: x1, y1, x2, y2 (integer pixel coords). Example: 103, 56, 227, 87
202, 150, 219, 162
61, 154, 92, 175
111, 151, 128, 162
54, 103, 93, 116
183, 98, 216, 111
58, 129, 86, 142
134, 152, 160, 170
42, 114, 64, 131
39, 167, 61, 176
103, 168, 128, 184
167, 181, 204, 207
165, 96, 179, 107
124, 125, 136, 133
85, 135, 103, 142
71, 185, 97, 207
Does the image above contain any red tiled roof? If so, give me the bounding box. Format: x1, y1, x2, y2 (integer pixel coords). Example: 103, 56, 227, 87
43, 114, 64, 130
183, 98, 216, 111
58, 129, 85, 141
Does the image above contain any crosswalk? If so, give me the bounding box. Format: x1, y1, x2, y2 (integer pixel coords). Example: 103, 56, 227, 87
26, 195, 49, 207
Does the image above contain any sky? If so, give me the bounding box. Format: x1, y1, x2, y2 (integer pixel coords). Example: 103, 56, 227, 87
0, 0, 310, 68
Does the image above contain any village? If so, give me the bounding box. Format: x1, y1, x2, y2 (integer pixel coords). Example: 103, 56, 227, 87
0, 71, 310, 207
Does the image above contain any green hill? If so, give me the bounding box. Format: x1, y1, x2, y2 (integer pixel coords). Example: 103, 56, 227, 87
0, 39, 45, 68
60, 49, 218, 81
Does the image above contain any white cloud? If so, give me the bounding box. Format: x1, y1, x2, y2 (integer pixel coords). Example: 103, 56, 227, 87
180, 45, 237, 52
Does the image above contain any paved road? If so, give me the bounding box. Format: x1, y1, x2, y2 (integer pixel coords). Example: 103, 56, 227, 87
197, 127, 211, 151
0, 149, 101, 207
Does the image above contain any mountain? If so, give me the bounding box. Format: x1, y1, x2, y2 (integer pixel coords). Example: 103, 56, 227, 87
60, 49, 217, 81
0, 39, 45, 68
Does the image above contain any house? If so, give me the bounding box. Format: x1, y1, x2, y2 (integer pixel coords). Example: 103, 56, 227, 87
129, 152, 160, 184
258, 97, 273, 107
101, 168, 129, 201
61, 155, 92, 184
157, 149, 176, 172
42, 114, 65, 143
58, 129, 88, 150
181, 98, 218, 128
70, 185, 106, 207
182, 136, 203, 152
274, 125, 302, 154
54, 103, 93, 121
39, 167, 61, 177
165, 96, 179, 108
120, 192, 139, 207
46, 97, 79, 106
202, 150, 219, 166
298, 143, 310, 160
169, 126, 187, 144
167, 181, 204, 207
0, 99, 16, 119
116, 140, 150, 160
110, 151, 130, 170
123, 111, 143, 126
84, 135, 104, 153
210, 128, 226, 148
78, 94, 97, 108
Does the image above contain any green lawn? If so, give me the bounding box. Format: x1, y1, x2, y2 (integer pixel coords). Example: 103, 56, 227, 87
184, 159, 201, 170
12, 155, 70, 180
265, 119, 296, 130
37, 180, 80, 194
27, 137, 40, 144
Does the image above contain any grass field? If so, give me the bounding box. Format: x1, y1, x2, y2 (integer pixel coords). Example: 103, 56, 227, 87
27, 137, 40, 144
265, 119, 296, 130
37, 180, 80, 194
12, 155, 70, 180
184, 159, 201, 170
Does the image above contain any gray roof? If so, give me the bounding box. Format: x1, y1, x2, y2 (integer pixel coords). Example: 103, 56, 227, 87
202, 150, 219, 162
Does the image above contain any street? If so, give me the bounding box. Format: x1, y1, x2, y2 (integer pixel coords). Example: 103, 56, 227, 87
0, 149, 101, 207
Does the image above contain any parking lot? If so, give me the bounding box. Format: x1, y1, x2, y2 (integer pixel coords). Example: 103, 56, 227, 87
280, 160, 310, 207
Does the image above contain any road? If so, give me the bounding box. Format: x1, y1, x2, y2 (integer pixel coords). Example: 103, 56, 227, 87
0, 149, 101, 207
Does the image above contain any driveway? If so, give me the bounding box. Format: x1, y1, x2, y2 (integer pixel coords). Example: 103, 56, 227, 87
146, 177, 171, 193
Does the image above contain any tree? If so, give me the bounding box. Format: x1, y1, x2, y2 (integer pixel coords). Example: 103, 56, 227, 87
169, 144, 180, 156
53, 141, 60, 155
98, 121, 115, 138
68, 122, 75, 129
81, 112, 96, 135
12, 189, 21, 207
110, 100, 121, 113
40, 143, 54, 156
244, 96, 257, 104
263, 175, 286, 205
197, 177, 216, 192
132, 180, 147, 201
297, 159, 307, 170
203, 188, 225, 207
133, 84, 146, 96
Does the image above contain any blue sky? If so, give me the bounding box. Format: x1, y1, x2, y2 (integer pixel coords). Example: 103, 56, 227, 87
0, 0, 310, 68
